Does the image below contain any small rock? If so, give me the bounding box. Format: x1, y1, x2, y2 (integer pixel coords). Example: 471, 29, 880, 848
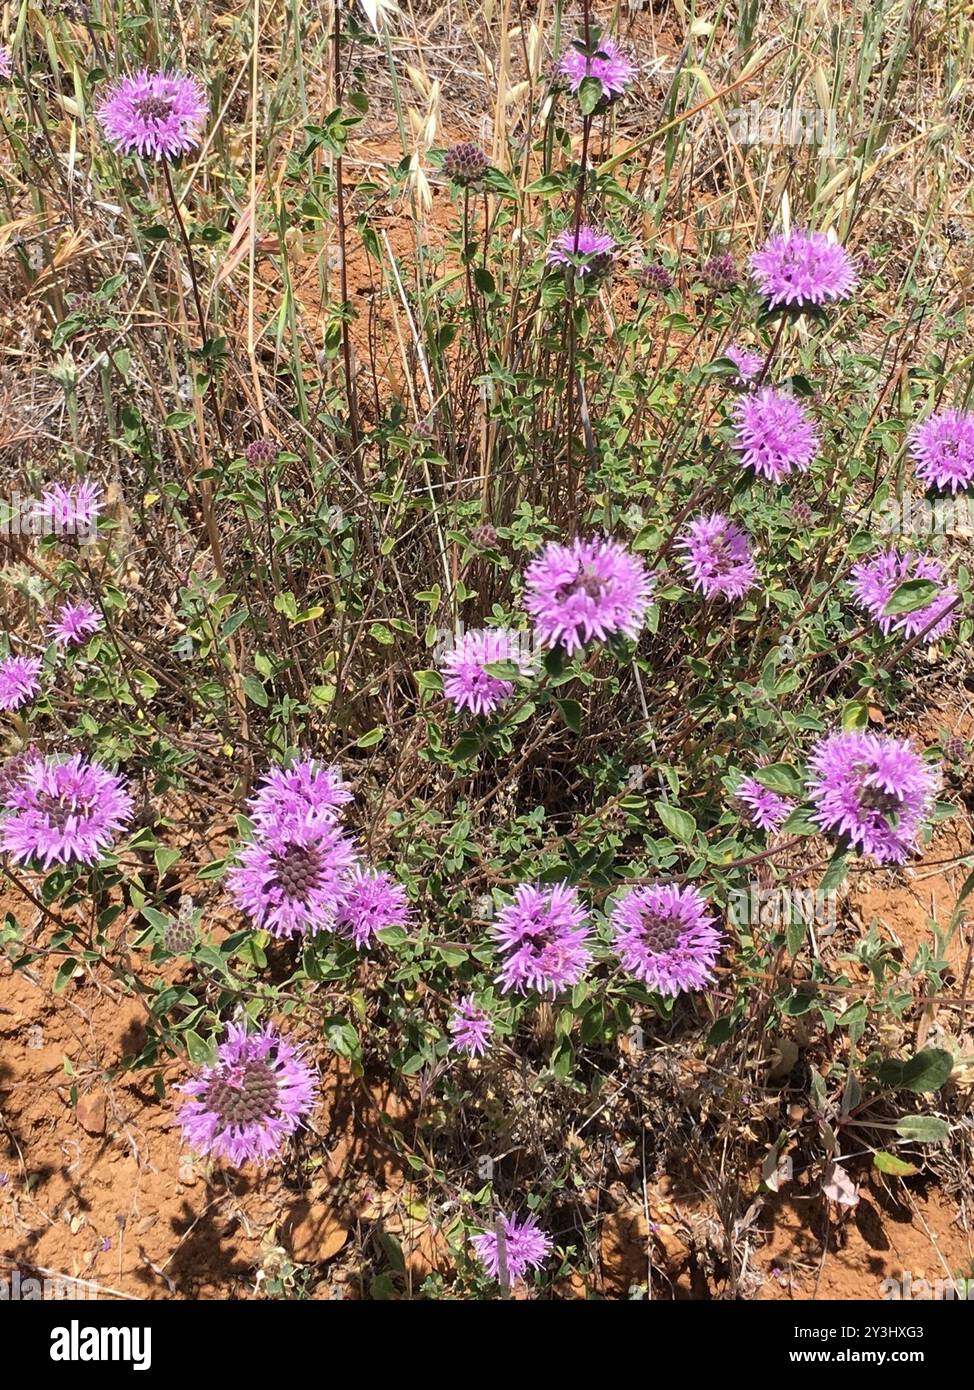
76, 1093, 106, 1135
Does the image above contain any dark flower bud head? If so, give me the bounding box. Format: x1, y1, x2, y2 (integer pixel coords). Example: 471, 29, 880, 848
443, 142, 489, 188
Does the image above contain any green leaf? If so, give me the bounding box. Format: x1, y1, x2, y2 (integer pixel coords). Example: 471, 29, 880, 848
578, 74, 604, 115
243, 675, 268, 707
894, 1115, 949, 1143
873, 1151, 918, 1175
164, 410, 195, 430
882, 579, 939, 617
819, 845, 849, 894
355, 726, 385, 748
878, 1048, 953, 1093
753, 762, 803, 796
654, 801, 697, 843
555, 698, 582, 734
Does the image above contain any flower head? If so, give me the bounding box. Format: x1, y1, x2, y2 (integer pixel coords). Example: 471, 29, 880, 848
227, 820, 357, 938
32, 480, 103, 543
523, 536, 654, 655
98, 69, 208, 160
732, 386, 819, 483
439, 628, 532, 717
442, 142, 489, 187
750, 228, 858, 309
448, 995, 494, 1058
247, 757, 351, 835
0, 655, 42, 711
178, 1022, 316, 1166
636, 261, 674, 295
807, 731, 938, 864
493, 882, 592, 996
558, 36, 636, 102
245, 437, 277, 466
735, 775, 795, 833
48, 601, 102, 649
700, 254, 738, 291
0, 754, 133, 867
472, 1213, 552, 1285
610, 883, 722, 997
677, 513, 758, 601
0, 46, 11, 81
334, 866, 409, 949
546, 225, 617, 277
850, 550, 959, 642
724, 343, 763, 384
909, 408, 974, 494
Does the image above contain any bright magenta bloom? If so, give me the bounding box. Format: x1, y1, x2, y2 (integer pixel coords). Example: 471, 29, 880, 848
558, 37, 636, 101
178, 1022, 316, 1166
98, 70, 208, 160
850, 550, 959, 641
334, 866, 409, 949
732, 386, 819, 483
724, 343, 763, 383
807, 731, 938, 864
750, 228, 858, 309
32, 481, 103, 542
677, 513, 758, 601
523, 536, 654, 654
48, 601, 102, 648
546, 225, 617, 276
0, 655, 42, 711
610, 883, 721, 997
909, 408, 974, 494
247, 757, 351, 834
227, 821, 357, 938
736, 776, 795, 833
448, 995, 494, 1058
493, 882, 592, 996
439, 628, 532, 716
0, 754, 133, 867
472, 1213, 552, 1284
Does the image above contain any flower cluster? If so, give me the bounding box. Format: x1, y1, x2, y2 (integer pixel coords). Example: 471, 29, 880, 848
523, 536, 653, 655
678, 513, 758, 601
472, 1213, 553, 1285
750, 228, 858, 309
177, 1022, 316, 1166
735, 775, 795, 833
0, 655, 42, 712
48, 601, 103, 649
0, 754, 133, 868
99, 70, 208, 160
850, 550, 959, 642
546, 224, 617, 278
228, 758, 407, 946
807, 731, 938, 864
439, 628, 533, 717
558, 37, 636, 102
908, 408, 974, 494
449, 995, 495, 1058
609, 884, 722, 997
732, 386, 819, 483
493, 883, 592, 996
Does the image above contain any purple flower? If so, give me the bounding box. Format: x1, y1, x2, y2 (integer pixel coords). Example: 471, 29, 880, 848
245, 437, 277, 466
0, 754, 133, 867
32, 481, 103, 542
48, 601, 102, 649
0, 656, 42, 711
334, 866, 409, 949
700, 254, 738, 291
724, 343, 763, 384
449, 995, 494, 1058
850, 550, 959, 641
177, 1022, 316, 1167
546, 225, 617, 277
909, 408, 974, 494
677, 513, 758, 601
807, 731, 939, 865
558, 37, 636, 101
227, 821, 357, 938
636, 261, 674, 295
610, 883, 722, 997
732, 386, 819, 483
493, 882, 592, 996
523, 536, 654, 655
736, 775, 795, 833
98, 70, 208, 161
472, 1213, 553, 1285
0, 47, 11, 81
750, 228, 858, 309
247, 757, 351, 834
439, 628, 532, 717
